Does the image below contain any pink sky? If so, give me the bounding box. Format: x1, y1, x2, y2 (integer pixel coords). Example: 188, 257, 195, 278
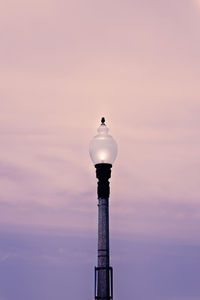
1, 1, 200, 299
0, 0, 200, 242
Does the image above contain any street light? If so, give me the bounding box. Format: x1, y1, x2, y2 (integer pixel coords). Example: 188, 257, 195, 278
89, 117, 118, 300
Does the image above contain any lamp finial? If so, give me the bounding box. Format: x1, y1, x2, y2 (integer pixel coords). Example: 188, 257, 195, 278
101, 117, 105, 125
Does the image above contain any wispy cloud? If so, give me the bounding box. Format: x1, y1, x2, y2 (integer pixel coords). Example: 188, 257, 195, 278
0, 0, 199, 243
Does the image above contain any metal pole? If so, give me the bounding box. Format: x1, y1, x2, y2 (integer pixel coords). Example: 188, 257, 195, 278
95, 163, 113, 300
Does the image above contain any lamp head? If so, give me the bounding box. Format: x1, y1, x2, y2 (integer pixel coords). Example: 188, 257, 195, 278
89, 118, 118, 166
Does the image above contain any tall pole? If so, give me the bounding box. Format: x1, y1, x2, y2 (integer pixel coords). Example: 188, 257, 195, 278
95, 163, 113, 300
89, 117, 117, 300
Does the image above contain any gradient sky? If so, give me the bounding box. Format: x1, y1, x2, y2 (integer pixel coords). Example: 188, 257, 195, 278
0, 0, 200, 299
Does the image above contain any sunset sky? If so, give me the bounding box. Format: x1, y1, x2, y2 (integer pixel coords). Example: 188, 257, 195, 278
0, 0, 200, 299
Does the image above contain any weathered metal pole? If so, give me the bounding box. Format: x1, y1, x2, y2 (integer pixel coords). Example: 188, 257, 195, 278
95, 163, 113, 300
89, 118, 117, 300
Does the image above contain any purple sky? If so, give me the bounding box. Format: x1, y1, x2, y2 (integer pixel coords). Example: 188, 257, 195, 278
0, 0, 200, 299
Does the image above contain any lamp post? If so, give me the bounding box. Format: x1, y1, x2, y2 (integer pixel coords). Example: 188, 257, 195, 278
89, 118, 118, 300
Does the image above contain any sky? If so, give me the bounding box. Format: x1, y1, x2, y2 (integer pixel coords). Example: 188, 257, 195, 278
0, 0, 200, 299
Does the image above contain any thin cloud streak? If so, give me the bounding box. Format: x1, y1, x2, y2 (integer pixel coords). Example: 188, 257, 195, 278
0, 0, 199, 241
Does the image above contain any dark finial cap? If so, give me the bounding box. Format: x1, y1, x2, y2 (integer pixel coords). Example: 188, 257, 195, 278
101, 117, 105, 125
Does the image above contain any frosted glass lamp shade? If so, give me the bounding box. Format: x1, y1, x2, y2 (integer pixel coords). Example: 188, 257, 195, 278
89, 119, 118, 165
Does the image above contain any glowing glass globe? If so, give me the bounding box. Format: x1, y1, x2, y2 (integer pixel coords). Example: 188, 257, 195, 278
89, 118, 118, 165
